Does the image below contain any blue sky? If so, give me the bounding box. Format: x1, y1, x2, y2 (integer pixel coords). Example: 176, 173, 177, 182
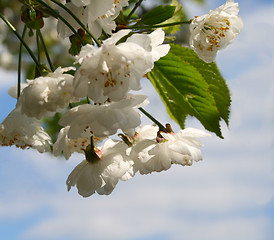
0, 0, 274, 239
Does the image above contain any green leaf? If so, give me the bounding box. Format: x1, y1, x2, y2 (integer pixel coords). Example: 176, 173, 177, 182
169, 44, 231, 125
161, 0, 186, 34
140, 5, 176, 25
149, 70, 187, 129
148, 44, 231, 138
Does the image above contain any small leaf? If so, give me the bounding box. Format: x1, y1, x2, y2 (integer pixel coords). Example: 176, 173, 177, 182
140, 5, 176, 25
149, 70, 187, 129
169, 45, 231, 125
148, 44, 230, 138
161, 0, 186, 34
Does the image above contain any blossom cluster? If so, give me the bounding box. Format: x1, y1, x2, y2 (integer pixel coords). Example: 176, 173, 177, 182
0, 0, 242, 197
0, 27, 209, 197
66, 126, 210, 197
57, 0, 129, 38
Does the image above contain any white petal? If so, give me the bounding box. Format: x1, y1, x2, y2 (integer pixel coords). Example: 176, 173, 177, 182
8, 83, 28, 99
0, 107, 52, 152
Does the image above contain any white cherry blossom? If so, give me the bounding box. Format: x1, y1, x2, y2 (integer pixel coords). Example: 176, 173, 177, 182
71, 0, 114, 16
133, 125, 159, 143
53, 126, 103, 160
17, 67, 76, 119
189, 0, 243, 62
84, 0, 129, 37
74, 29, 170, 103
57, 2, 87, 38
131, 127, 211, 175
60, 0, 129, 38
88, 13, 117, 37
125, 28, 170, 62
0, 107, 52, 153
66, 139, 134, 197
128, 125, 158, 174
59, 94, 149, 138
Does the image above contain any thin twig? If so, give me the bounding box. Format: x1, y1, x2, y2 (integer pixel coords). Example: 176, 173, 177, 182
17, 25, 27, 99
138, 107, 166, 131
0, 13, 41, 72
127, 20, 191, 29
37, 29, 55, 71
125, 0, 144, 22
36, 30, 41, 64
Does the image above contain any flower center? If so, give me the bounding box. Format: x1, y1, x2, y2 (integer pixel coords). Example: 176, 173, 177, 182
203, 17, 231, 51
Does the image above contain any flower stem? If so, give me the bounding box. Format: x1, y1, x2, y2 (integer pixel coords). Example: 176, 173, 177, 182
49, 0, 102, 47
127, 20, 191, 29
84, 137, 100, 163
0, 13, 41, 73
118, 133, 133, 147
35, 0, 85, 46
37, 29, 55, 71
138, 107, 166, 132
36, 30, 41, 64
90, 136, 95, 149
86, 97, 90, 104
125, 0, 144, 22
17, 25, 27, 99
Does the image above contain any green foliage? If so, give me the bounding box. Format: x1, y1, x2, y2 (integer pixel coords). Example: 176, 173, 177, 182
162, 0, 186, 34
149, 70, 188, 129
170, 45, 231, 126
42, 113, 63, 143
139, 5, 176, 25
148, 44, 231, 138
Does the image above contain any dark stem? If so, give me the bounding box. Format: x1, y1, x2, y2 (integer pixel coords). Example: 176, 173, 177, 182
125, 0, 144, 22
17, 25, 27, 99
36, 30, 41, 64
0, 13, 41, 73
86, 97, 90, 104
90, 136, 95, 149
127, 20, 191, 29
138, 107, 166, 132
37, 29, 55, 71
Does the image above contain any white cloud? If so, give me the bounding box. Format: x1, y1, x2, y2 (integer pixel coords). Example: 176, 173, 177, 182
0, 143, 272, 240
21, 178, 273, 240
